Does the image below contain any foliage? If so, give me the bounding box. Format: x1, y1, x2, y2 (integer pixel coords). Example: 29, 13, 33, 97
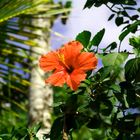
48, 0, 140, 139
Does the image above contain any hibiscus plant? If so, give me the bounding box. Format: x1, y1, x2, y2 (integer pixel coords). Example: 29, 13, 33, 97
39, 0, 140, 139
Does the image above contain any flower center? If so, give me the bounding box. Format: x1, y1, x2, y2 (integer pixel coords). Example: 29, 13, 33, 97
66, 65, 74, 74
57, 53, 73, 73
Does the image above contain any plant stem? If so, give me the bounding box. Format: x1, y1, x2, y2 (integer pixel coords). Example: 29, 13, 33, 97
118, 41, 122, 52
105, 4, 118, 13
63, 115, 68, 140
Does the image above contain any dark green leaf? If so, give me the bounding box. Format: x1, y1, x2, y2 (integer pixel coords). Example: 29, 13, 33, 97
50, 117, 63, 140
126, 90, 136, 107
103, 42, 117, 52
87, 115, 101, 129
108, 42, 117, 50
94, 2, 102, 7
100, 100, 113, 116
109, 0, 136, 5
115, 17, 124, 26
84, 0, 96, 9
125, 96, 135, 110
75, 113, 89, 129
121, 11, 129, 17
124, 7, 136, 10
76, 30, 91, 48
119, 29, 130, 41
114, 91, 125, 107
125, 58, 140, 82
131, 15, 139, 21
89, 28, 105, 48
108, 14, 115, 21
65, 115, 77, 130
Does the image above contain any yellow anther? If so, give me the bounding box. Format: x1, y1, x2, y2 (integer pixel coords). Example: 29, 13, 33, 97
58, 54, 65, 63
57, 53, 70, 70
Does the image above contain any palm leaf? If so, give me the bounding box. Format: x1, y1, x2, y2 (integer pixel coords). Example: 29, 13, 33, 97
0, 0, 49, 23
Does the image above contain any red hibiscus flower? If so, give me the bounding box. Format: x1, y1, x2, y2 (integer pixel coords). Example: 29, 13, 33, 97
39, 41, 98, 90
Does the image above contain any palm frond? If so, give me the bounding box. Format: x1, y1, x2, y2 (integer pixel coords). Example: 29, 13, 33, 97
0, 0, 50, 23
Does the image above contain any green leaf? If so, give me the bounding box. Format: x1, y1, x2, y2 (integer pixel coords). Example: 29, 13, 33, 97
0, 0, 49, 23
97, 66, 113, 81
84, 0, 96, 9
103, 42, 117, 52
121, 11, 129, 17
115, 17, 124, 26
119, 20, 140, 41
110, 84, 121, 92
89, 28, 105, 48
124, 7, 136, 10
102, 52, 128, 67
125, 58, 140, 82
129, 36, 140, 49
108, 14, 115, 21
76, 31, 91, 48
131, 15, 139, 21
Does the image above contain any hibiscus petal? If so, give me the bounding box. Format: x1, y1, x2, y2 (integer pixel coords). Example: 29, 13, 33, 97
66, 70, 86, 90
63, 41, 83, 56
39, 52, 59, 71
62, 41, 83, 66
76, 52, 98, 71
45, 70, 67, 86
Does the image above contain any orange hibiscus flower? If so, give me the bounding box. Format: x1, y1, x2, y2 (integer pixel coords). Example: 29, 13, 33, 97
39, 41, 97, 90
